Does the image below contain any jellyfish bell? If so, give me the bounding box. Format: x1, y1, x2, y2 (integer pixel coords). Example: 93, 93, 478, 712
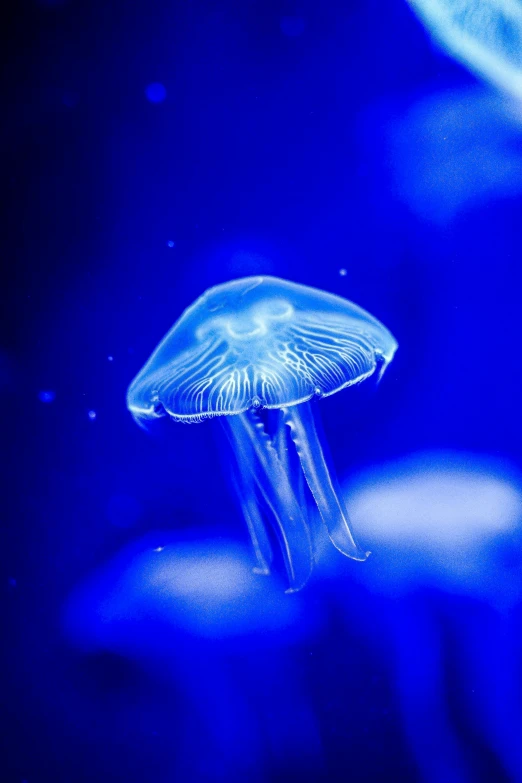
127, 276, 398, 591
127, 277, 397, 421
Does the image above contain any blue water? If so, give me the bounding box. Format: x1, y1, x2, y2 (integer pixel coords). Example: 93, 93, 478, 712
4, 1, 522, 781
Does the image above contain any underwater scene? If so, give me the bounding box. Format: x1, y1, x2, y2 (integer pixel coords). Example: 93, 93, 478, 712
4, 0, 522, 781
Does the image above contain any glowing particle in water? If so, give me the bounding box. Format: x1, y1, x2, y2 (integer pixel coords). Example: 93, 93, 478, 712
108, 355, 114, 362
167, 240, 175, 248
88, 410, 97, 420
339, 268, 347, 277
38, 390, 55, 403
145, 82, 167, 104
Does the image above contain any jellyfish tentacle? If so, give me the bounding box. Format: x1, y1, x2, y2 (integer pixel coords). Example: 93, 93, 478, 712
283, 401, 369, 562
222, 410, 313, 591
229, 458, 273, 575
273, 410, 309, 525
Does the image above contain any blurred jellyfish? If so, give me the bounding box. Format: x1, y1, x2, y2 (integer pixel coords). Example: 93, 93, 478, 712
145, 82, 167, 103
38, 389, 56, 403
64, 533, 323, 782
407, 0, 522, 101
127, 276, 397, 590
389, 86, 522, 223
318, 451, 522, 783
347, 451, 521, 561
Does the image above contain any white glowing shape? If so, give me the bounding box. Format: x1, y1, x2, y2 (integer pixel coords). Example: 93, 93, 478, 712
345, 452, 522, 549
407, 0, 522, 100
390, 87, 522, 223
324, 452, 522, 606
127, 276, 397, 423
150, 552, 251, 601
196, 298, 295, 342
63, 538, 306, 644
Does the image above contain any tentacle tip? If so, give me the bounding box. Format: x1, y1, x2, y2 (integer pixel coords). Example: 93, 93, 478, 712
252, 566, 271, 576
330, 538, 371, 562
350, 548, 371, 562
284, 572, 312, 593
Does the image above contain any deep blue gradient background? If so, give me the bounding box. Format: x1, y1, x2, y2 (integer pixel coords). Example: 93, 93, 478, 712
4, 1, 522, 781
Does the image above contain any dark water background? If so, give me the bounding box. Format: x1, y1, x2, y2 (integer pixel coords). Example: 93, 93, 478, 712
3, 1, 522, 781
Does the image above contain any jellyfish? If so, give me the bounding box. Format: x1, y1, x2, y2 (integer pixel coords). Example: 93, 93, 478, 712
127, 276, 397, 590
63, 532, 323, 782
389, 86, 522, 224
316, 452, 522, 783
406, 0, 522, 101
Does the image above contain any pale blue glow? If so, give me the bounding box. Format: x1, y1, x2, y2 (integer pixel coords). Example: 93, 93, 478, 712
328, 452, 522, 781
64, 536, 305, 643
63, 535, 322, 778
407, 0, 522, 100
347, 454, 521, 547
390, 87, 522, 223
38, 390, 55, 403
145, 82, 167, 103
128, 276, 397, 590
336, 451, 522, 604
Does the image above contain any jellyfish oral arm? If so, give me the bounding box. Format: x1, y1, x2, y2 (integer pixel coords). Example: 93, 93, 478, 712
273, 410, 309, 526
283, 401, 369, 562
222, 410, 313, 592
229, 456, 273, 575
